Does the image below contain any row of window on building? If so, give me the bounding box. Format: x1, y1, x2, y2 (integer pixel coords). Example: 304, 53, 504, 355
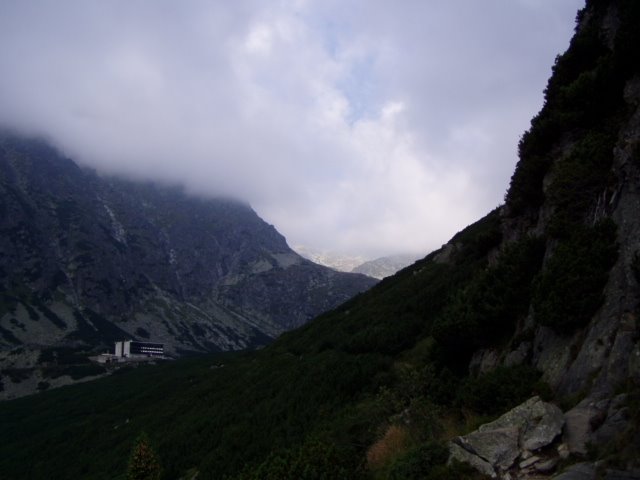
94, 340, 165, 364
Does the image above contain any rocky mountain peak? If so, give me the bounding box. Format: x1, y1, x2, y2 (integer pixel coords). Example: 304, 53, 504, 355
0, 133, 376, 398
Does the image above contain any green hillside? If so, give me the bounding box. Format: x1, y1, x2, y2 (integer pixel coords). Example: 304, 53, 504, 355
1, 0, 640, 478
0, 210, 545, 479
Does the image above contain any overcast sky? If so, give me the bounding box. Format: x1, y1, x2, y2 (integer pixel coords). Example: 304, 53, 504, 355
0, 0, 584, 259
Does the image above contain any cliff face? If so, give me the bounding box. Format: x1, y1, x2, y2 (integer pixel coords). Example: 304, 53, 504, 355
0, 134, 375, 397
490, 0, 640, 400
440, 2, 640, 475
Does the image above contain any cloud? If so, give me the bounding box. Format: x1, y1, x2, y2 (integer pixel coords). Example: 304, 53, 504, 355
0, 0, 584, 258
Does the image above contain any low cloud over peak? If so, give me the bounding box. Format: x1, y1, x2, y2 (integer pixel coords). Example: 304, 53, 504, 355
0, 0, 584, 258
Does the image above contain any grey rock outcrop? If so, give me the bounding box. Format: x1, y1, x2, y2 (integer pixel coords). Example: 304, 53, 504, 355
563, 397, 609, 456
456, 6, 640, 475
562, 393, 632, 457
482, 4, 640, 408
449, 391, 637, 480
527, 70, 640, 400
449, 396, 564, 478
452, 426, 520, 475
504, 341, 531, 368
469, 348, 501, 376
592, 394, 631, 446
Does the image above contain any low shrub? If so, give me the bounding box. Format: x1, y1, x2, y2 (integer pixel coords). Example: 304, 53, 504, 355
387, 441, 448, 480
366, 425, 410, 472
425, 460, 492, 480
547, 131, 616, 237
232, 439, 362, 480
456, 365, 546, 415
432, 236, 545, 371
533, 220, 617, 333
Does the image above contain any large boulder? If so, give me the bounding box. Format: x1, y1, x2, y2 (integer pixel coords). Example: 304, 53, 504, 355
476, 396, 565, 452
451, 427, 520, 474
449, 396, 564, 478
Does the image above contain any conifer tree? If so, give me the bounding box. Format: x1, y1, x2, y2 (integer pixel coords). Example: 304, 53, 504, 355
127, 432, 162, 480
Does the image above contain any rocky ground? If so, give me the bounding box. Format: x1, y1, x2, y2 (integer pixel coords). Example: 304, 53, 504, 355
449, 395, 639, 480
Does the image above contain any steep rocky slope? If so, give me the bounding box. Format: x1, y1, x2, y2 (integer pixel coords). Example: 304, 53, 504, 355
352, 254, 419, 279
442, 1, 640, 476
295, 246, 417, 279
495, 0, 640, 401
0, 134, 375, 397
293, 246, 368, 273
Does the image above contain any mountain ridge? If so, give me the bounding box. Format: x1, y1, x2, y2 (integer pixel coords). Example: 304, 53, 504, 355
0, 133, 375, 398
294, 246, 419, 279
351, 253, 419, 279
